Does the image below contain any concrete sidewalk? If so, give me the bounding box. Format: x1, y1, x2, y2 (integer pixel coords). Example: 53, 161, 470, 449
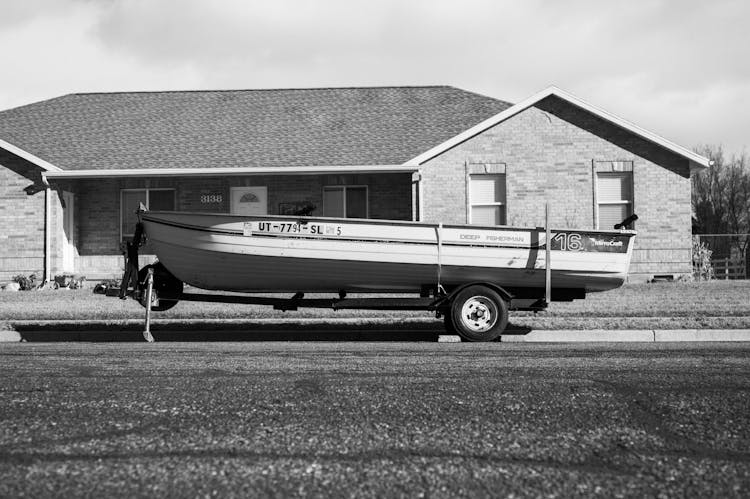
438, 330, 750, 342
500, 329, 750, 342
2, 318, 750, 342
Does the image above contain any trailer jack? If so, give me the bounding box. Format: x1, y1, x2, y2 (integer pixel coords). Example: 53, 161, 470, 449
142, 267, 155, 343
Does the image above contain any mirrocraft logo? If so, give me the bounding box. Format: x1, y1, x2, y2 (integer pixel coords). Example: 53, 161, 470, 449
589, 238, 623, 247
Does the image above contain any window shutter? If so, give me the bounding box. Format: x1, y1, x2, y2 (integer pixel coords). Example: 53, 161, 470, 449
472, 206, 505, 225
469, 174, 506, 225
597, 173, 631, 202
470, 175, 506, 204
596, 171, 633, 229
599, 204, 629, 230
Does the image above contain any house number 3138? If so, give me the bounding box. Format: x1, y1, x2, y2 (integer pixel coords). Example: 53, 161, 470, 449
201, 194, 223, 204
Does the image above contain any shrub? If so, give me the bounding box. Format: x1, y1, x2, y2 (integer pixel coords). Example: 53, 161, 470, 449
692, 237, 714, 281
93, 279, 120, 295
54, 274, 87, 289
12, 273, 39, 291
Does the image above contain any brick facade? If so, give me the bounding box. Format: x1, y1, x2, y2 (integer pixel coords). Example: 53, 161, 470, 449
421, 96, 692, 281
0, 95, 696, 283
0, 151, 47, 281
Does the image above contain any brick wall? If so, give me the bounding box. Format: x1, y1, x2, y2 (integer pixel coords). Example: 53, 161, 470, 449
0, 151, 46, 282
421, 95, 693, 281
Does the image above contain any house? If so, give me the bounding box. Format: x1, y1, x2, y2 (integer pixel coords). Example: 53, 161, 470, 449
0, 85, 711, 284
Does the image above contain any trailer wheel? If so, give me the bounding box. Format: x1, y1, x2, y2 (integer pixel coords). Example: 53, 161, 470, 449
138, 263, 183, 311
443, 312, 457, 335
450, 285, 508, 342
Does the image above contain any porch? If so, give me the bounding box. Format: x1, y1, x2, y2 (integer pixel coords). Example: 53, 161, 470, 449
46, 169, 418, 280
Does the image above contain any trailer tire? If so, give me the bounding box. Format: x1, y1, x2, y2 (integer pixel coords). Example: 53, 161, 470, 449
443, 312, 457, 335
450, 285, 508, 342
443, 313, 471, 342
138, 263, 183, 311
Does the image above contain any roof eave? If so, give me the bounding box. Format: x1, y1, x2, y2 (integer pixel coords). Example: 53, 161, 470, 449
42, 164, 419, 179
0, 139, 63, 172
689, 159, 712, 173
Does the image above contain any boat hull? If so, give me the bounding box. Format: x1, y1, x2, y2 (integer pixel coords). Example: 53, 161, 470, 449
139, 212, 635, 295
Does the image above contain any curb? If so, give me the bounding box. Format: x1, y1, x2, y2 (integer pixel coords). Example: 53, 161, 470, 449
653, 329, 750, 342
500, 330, 654, 342
0, 331, 21, 342
496, 329, 750, 342
3, 324, 750, 343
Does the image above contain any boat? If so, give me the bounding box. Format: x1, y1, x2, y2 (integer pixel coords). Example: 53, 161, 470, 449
132, 210, 635, 341
137, 210, 635, 296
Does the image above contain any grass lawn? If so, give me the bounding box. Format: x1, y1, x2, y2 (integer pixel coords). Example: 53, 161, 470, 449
1, 280, 748, 330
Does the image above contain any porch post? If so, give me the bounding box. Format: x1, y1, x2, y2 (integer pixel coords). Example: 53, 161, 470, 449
411, 170, 423, 222
44, 186, 51, 283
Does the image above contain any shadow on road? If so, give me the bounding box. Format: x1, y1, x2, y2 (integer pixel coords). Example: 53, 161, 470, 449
15, 329, 439, 342
12, 322, 532, 342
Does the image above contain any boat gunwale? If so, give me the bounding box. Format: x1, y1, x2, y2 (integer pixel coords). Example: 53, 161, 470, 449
139, 210, 637, 237
140, 213, 634, 251
141, 216, 535, 249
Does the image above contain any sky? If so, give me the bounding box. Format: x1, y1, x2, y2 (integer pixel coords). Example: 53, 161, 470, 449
1, 0, 747, 157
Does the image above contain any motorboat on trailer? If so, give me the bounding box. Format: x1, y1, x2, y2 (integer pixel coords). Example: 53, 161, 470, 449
132, 210, 636, 341
138, 210, 635, 293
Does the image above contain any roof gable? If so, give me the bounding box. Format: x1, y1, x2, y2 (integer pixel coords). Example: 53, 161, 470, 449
405, 86, 712, 171
0, 86, 512, 172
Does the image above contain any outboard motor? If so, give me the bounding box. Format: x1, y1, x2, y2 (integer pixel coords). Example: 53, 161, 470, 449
615, 214, 638, 230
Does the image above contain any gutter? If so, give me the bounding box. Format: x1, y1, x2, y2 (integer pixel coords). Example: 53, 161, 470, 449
43, 165, 419, 179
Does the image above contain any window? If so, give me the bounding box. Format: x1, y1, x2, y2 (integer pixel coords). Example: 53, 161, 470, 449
121, 188, 175, 241
470, 174, 506, 225
596, 172, 633, 229
323, 186, 368, 218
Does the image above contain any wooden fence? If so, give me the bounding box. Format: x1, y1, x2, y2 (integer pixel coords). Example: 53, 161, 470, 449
712, 258, 747, 280
694, 234, 748, 280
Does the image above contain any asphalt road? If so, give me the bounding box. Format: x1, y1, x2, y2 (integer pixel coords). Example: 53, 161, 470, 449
0, 342, 748, 498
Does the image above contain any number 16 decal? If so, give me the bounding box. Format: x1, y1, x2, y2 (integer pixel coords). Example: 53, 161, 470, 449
551, 233, 583, 251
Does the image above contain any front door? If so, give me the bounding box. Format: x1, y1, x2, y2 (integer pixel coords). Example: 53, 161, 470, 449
61, 191, 75, 272
230, 186, 268, 216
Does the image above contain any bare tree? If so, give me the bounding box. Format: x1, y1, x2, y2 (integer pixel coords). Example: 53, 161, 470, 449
692, 145, 750, 274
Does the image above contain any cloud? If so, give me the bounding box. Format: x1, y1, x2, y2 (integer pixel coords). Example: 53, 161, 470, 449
91, 0, 392, 69
0, 1, 199, 109
0, 0, 747, 154
0, 0, 74, 29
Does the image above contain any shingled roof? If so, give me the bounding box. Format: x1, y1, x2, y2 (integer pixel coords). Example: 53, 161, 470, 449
0, 86, 512, 171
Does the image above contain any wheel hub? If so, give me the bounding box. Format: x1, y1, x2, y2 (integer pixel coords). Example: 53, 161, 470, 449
460, 296, 497, 332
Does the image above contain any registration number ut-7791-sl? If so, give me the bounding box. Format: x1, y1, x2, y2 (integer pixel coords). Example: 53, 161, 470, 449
243, 221, 343, 237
